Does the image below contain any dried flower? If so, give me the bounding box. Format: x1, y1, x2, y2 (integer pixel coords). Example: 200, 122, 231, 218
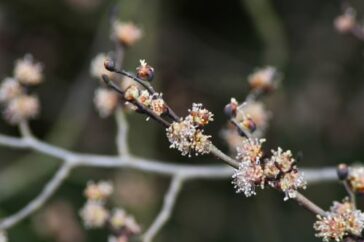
112, 21, 142, 47
166, 116, 211, 156
14, 55, 43, 85
188, 103, 214, 127
4, 95, 40, 124
314, 214, 347, 242
0, 231, 7, 242
232, 161, 265, 197
150, 98, 167, 116
136, 59, 154, 82
269, 147, 295, 173
80, 201, 109, 228
248, 66, 278, 93
90, 53, 110, 79
124, 85, 140, 101
278, 170, 306, 201
94, 88, 119, 117
347, 166, 364, 193
236, 138, 265, 163
84, 181, 114, 201
0, 77, 23, 103
334, 11, 355, 33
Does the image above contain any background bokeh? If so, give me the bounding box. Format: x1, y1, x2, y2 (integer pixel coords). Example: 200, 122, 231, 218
0, 0, 364, 241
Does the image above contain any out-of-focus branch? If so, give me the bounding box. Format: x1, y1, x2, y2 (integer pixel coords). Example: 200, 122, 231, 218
115, 108, 129, 155
0, 163, 72, 230
143, 176, 184, 242
0, 129, 339, 231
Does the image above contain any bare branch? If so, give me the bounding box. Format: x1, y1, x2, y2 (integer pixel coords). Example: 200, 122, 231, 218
143, 176, 184, 242
115, 108, 129, 155
0, 163, 73, 230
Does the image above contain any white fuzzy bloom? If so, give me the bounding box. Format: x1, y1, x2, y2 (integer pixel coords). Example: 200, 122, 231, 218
80, 201, 109, 228
112, 21, 142, 46
4, 95, 40, 124
279, 170, 306, 201
84, 180, 114, 201
0, 77, 22, 103
90, 53, 110, 79
232, 161, 264, 197
94, 88, 119, 117
14, 55, 43, 85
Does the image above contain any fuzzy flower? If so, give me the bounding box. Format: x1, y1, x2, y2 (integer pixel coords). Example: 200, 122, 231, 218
109, 209, 128, 231
314, 214, 347, 242
347, 166, 364, 193
236, 138, 265, 163
263, 159, 281, 179
334, 10, 356, 33
112, 21, 142, 47
124, 85, 140, 101
150, 98, 167, 116
0, 231, 7, 242
4, 95, 40, 124
0, 77, 23, 103
137, 90, 152, 106
232, 161, 265, 197
269, 147, 295, 173
278, 170, 306, 201
14, 55, 43, 85
90, 53, 110, 79
166, 116, 211, 156
84, 180, 114, 201
248, 66, 278, 92
94, 88, 119, 117
314, 199, 364, 241
188, 103, 214, 127
80, 201, 109, 228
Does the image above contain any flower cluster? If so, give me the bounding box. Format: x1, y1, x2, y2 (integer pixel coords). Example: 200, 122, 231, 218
112, 21, 142, 47
314, 199, 364, 241
94, 88, 119, 117
247, 66, 279, 93
334, 8, 356, 34
80, 181, 141, 241
166, 103, 213, 156
347, 166, 364, 193
0, 55, 43, 124
232, 139, 306, 200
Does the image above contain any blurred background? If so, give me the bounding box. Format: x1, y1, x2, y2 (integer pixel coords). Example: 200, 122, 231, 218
0, 0, 364, 241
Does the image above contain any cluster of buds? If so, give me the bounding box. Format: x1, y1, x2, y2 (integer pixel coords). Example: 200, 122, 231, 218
334, 8, 356, 34
232, 139, 306, 200
247, 66, 279, 93
112, 21, 142, 47
0, 55, 42, 124
314, 198, 364, 241
0, 231, 7, 242
347, 166, 364, 193
80, 181, 141, 241
166, 103, 213, 156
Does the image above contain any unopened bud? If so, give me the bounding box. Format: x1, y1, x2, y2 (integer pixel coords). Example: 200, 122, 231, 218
337, 163, 349, 181
136, 59, 154, 82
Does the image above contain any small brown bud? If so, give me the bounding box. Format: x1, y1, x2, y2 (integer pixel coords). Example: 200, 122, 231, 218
104, 58, 116, 72
337, 163, 349, 181
224, 98, 238, 118
242, 117, 257, 133
136, 60, 154, 82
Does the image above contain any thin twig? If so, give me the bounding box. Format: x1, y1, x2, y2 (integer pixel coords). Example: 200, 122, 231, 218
0, 163, 73, 230
143, 176, 184, 242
